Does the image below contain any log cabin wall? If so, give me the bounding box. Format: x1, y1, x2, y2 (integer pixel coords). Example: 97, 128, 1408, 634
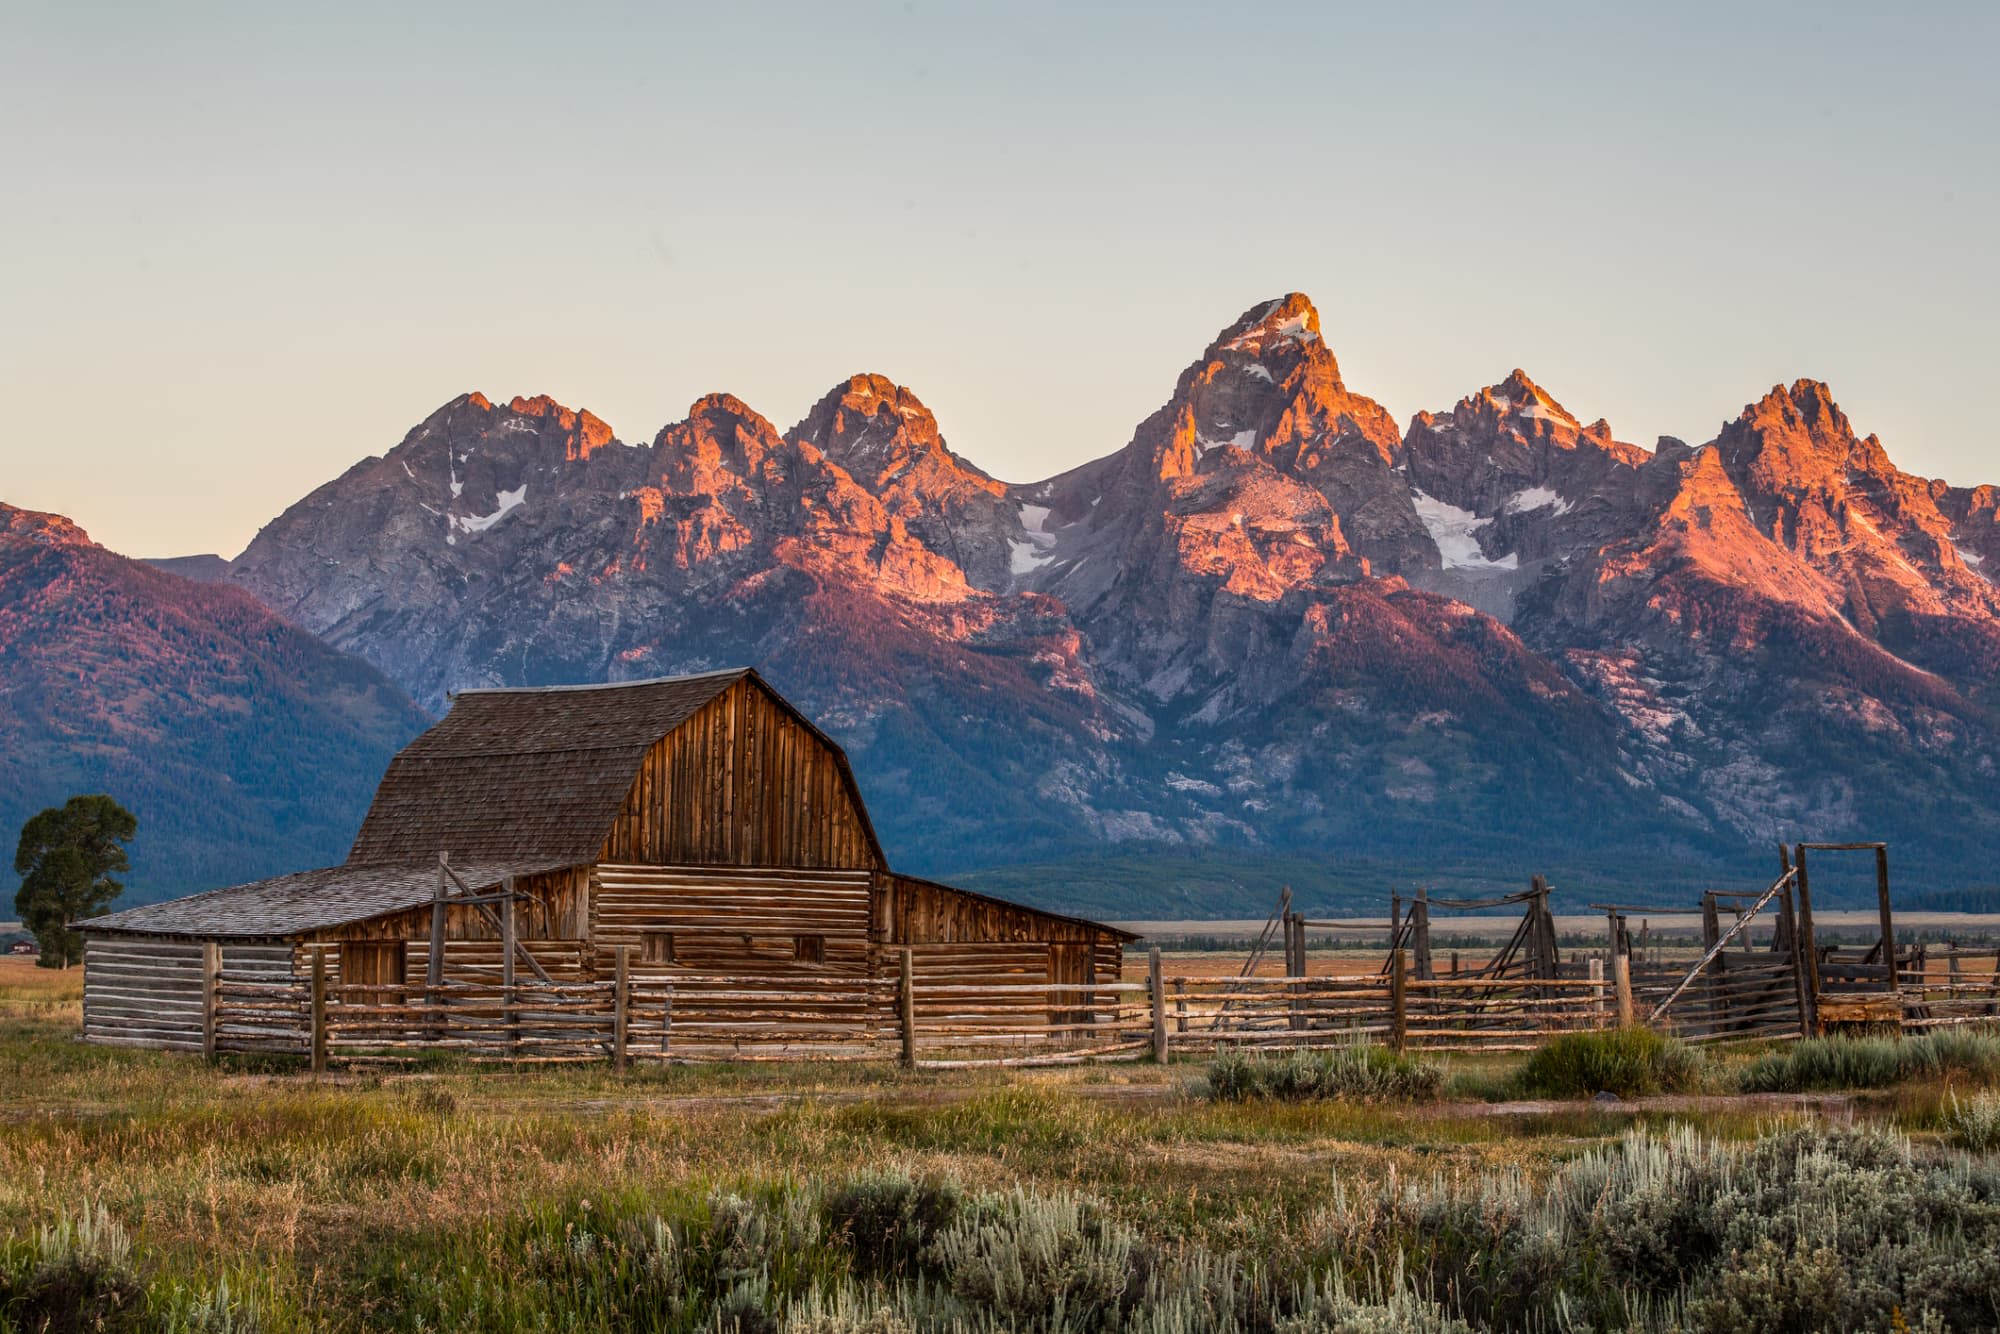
599, 679, 880, 870
82, 935, 292, 1051
592, 863, 875, 980
880, 873, 1127, 988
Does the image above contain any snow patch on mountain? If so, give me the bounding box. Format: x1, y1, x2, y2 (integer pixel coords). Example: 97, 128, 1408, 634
1503, 486, 1572, 516
1412, 491, 1518, 571
454, 484, 528, 534
1009, 502, 1060, 575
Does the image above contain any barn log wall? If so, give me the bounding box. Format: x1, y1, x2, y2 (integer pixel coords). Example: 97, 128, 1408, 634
883, 873, 1126, 983
881, 876, 1130, 1034
600, 680, 879, 870
83, 935, 292, 1051
593, 863, 874, 979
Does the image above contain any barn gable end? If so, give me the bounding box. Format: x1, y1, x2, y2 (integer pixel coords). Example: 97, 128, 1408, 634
600, 676, 883, 870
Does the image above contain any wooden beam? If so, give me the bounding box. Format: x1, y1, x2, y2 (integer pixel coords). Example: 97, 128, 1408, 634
1612, 952, 1634, 1028
201, 941, 219, 1061
1411, 889, 1434, 981
310, 948, 327, 1076
427, 853, 448, 990
898, 948, 916, 1068
1876, 845, 1898, 992
1795, 843, 1820, 1030
1389, 948, 1408, 1054
501, 880, 517, 1059
612, 944, 629, 1073
1148, 947, 1168, 1064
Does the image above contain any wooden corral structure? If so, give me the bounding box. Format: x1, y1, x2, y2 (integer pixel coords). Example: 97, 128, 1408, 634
1221, 844, 2000, 1050
75, 670, 1134, 1059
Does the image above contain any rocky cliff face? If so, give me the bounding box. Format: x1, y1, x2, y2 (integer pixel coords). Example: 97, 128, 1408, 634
212, 293, 2000, 887
0, 504, 430, 902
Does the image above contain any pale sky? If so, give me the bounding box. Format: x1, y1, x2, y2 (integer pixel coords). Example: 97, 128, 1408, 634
4, 1, 1995, 558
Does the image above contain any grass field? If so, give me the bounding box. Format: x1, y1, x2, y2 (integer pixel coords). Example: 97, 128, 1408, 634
5, 957, 2000, 1331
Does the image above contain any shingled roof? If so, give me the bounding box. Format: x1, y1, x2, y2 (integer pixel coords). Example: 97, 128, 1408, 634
77, 860, 563, 939
347, 668, 756, 864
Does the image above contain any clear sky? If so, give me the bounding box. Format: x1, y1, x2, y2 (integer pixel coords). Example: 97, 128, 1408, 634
4, 1, 1995, 558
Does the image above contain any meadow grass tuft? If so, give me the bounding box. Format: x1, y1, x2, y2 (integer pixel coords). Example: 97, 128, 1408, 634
1944, 1088, 2000, 1152
1511, 1026, 1705, 1099
1736, 1026, 2000, 1093
1203, 1044, 1446, 1104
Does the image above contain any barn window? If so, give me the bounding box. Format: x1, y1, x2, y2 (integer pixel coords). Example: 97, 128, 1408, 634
339, 941, 407, 990
793, 934, 826, 965
642, 930, 675, 965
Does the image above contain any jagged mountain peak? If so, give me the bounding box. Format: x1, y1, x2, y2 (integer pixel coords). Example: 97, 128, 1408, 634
792, 374, 993, 482
656, 394, 787, 464
1741, 378, 1855, 443
1208, 293, 1335, 375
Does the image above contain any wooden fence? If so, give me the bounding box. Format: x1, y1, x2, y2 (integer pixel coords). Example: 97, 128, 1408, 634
192, 940, 2000, 1072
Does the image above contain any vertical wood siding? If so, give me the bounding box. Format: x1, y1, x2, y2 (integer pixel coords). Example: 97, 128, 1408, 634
599, 680, 879, 870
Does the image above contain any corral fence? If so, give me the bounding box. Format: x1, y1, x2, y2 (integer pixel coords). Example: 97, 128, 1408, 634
189, 838, 1999, 1071
192, 937, 2000, 1074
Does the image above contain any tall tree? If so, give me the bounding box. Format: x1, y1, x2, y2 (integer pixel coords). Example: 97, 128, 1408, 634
13, 795, 136, 969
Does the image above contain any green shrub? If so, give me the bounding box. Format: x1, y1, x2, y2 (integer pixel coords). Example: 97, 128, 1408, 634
1305, 1123, 2000, 1332
1945, 1089, 2000, 1152
822, 1172, 962, 1278
1205, 1045, 1446, 1104
1737, 1027, 2000, 1093
1512, 1027, 1704, 1099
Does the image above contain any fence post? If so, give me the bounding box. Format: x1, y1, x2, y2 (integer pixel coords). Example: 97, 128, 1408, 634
310, 948, 327, 1076
1794, 843, 1820, 1032
898, 948, 916, 1069
1148, 947, 1168, 1063
1411, 889, 1434, 980
1612, 951, 1634, 1028
1588, 956, 1605, 1031
201, 940, 220, 1062
612, 943, 629, 1073
1875, 845, 1898, 993
1174, 977, 1188, 1035
1389, 948, 1408, 1054
501, 880, 518, 1059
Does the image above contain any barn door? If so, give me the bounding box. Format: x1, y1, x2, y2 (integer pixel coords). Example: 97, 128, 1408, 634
339, 941, 408, 995
1048, 943, 1095, 1037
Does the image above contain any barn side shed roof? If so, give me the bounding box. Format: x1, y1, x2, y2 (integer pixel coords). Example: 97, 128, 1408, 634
76, 860, 566, 939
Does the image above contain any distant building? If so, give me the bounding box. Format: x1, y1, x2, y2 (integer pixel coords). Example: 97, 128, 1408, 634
6, 941, 35, 957
76, 669, 1132, 1051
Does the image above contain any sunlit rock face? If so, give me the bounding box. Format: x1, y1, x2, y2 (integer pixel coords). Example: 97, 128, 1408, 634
214, 295, 2000, 885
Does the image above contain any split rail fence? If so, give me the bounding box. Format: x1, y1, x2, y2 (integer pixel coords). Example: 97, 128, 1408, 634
192, 941, 1896, 1072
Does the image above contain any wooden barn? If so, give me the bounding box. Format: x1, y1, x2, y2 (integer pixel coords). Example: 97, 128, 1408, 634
76, 669, 1134, 1054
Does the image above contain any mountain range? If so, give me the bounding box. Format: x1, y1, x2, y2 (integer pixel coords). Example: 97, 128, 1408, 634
10, 293, 2000, 913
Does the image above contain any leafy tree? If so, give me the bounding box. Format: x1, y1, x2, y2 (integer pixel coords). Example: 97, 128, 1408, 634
13, 795, 136, 968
